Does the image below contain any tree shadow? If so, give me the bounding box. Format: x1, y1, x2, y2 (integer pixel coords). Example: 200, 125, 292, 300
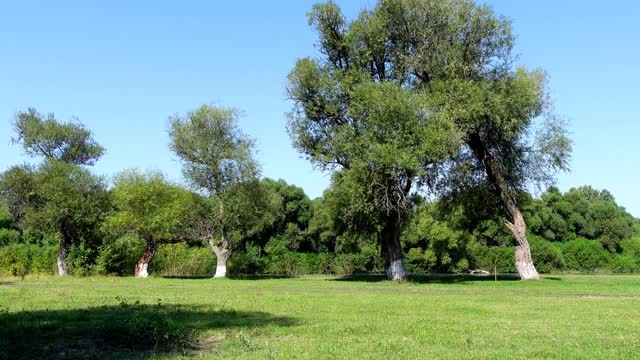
331, 273, 524, 284
0, 299, 297, 360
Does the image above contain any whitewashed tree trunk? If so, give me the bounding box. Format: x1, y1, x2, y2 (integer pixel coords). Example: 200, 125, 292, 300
135, 241, 157, 278
209, 232, 232, 279
381, 214, 408, 281
57, 239, 69, 277
213, 249, 231, 278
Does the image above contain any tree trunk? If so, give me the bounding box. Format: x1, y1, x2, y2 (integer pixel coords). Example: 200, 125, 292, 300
57, 238, 69, 277
380, 214, 408, 281
135, 241, 157, 278
209, 230, 232, 279
468, 133, 540, 280
213, 247, 231, 278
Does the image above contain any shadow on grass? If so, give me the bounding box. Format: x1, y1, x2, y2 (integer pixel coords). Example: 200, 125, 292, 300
331, 273, 524, 284
0, 299, 297, 360
160, 275, 293, 280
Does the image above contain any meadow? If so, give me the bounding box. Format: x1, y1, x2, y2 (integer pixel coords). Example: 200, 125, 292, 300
2, 274, 640, 359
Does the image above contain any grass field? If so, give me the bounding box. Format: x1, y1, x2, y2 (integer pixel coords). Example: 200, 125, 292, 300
2, 274, 640, 359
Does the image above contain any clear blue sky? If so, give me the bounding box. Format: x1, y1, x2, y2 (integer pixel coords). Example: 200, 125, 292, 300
1, 1, 638, 216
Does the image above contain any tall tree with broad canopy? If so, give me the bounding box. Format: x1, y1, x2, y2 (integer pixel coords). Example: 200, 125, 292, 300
0, 161, 110, 276
2, 108, 108, 275
287, 37, 458, 278
106, 170, 202, 278
169, 105, 280, 278
293, 0, 571, 280
12, 107, 105, 165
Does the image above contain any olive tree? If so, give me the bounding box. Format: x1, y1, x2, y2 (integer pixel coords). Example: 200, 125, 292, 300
295, 0, 571, 280
287, 6, 458, 280
106, 170, 201, 278
168, 105, 280, 278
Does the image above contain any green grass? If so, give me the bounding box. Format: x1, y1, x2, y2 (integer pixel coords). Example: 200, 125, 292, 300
2, 274, 640, 359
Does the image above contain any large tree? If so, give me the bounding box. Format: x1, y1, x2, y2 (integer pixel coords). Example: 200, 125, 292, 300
288, 39, 457, 279
293, 0, 571, 280
0, 161, 110, 276
106, 170, 201, 278
1, 108, 108, 276
12, 107, 105, 165
168, 105, 280, 278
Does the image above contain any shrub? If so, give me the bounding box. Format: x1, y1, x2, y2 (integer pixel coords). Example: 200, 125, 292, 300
330, 253, 366, 276
95, 235, 146, 276
607, 255, 638, 273
152, 243, 215, 277
0, 243, 57, 276
229, 244, 267, 275
529, 236, 564, 273
562, 238, 609, 272
468, 244, 516, 273
0, 229, 21, 246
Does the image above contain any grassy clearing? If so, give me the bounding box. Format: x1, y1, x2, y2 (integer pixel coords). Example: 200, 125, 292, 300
2, 274, 640, 359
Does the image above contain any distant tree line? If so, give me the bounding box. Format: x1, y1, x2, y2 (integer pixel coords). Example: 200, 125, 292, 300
1, 1, 636, 280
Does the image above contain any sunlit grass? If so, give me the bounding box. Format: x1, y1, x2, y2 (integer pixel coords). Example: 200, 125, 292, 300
2, 274, 640, 359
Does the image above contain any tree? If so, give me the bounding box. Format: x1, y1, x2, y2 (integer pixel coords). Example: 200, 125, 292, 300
288, 4, 458, 280
293, 0, 571, 280
106, 170, 201, 278
12, 108, 105, 165
168, 105, 279, 278
0, 161, 110, 276
3, 107, 108, 276
256, 178, 314, 252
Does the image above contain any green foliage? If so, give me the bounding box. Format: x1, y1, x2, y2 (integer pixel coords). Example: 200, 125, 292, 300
152, 244, 215, 277
106, 170, 201, 244
0, 160, 110, 249
229, 244, 267, 275
330, 253, 366, 277
526, 186, 637, 251
0, 243, 57, 276
95, 235, 146, 276
562, 238, 609, 272
168, 104, 258, 196
0, 229, 20, 246
607, 255, 639, 273
529, 236, 565, 273
12, 107, 105, 166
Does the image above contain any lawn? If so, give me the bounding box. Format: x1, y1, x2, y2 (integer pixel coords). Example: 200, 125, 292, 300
2, 274, 640, 359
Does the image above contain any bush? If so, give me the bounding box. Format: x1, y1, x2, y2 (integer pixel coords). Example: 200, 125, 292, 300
562, 238, 609, 272
0, 229, 21, 246
607, 254, 639, 273
95, 235, 146, 276
330, 253, 366, 276
0, 243, 57, 276
229, 244, 267, 275
529, 236, 564, 273
152, 243, 215, 277
468, 244, 516, 273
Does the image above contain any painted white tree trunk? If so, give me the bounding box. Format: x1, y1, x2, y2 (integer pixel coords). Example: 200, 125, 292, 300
57, 243, 69, 277
135, 241, 157, 278
213, 249, 230, 278
386, 258, 408, 281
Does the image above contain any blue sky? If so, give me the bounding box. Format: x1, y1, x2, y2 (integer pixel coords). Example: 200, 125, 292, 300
1, 1, 638, 216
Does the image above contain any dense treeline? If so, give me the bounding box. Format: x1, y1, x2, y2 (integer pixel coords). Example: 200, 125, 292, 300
1, 1, 638, 279
1, 164, 638, 276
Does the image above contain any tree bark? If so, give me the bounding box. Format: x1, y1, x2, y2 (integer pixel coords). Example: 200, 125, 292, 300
135, 241, 157, 278
468, 132, 540, 280
380, 214, 408, 281
209, 230, 232, 279
57, 237, 69, 277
